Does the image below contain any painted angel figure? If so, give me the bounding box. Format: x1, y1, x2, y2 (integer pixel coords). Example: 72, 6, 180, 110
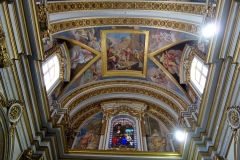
157, 49, 182, 76
149, 31, 180, 53
69, 45, 93, 69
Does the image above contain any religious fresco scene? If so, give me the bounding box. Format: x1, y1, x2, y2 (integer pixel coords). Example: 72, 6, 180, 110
105, 32, 145, 71
52, 27, 198, 101
72, 113, 103, 149
144, 115, 172, 152
65, 41, 96, 79
54, 26, 197, 54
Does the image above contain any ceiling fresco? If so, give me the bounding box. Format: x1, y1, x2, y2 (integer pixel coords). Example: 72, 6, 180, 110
51, 26, 199, 103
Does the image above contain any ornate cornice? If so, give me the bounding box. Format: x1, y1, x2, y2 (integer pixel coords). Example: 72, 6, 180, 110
60, 80, 188, 111
51, 18, 201, 36
48, 2, 205, 15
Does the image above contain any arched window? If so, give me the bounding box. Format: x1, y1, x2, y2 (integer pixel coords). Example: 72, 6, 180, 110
42, 54, 60, 91
190, 56, 208, 94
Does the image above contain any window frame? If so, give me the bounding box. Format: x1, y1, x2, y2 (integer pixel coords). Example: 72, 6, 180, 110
42, 53, 61, 96
189, 55, 208, 97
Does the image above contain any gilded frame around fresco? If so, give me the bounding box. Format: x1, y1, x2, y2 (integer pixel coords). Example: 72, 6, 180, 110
101, 29, 149, 78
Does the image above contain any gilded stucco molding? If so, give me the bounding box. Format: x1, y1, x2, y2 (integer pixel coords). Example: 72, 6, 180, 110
184, 44, 205, 83
60, 80, 189, 111
0, 25, 12, 68
44, 42, 67, 81
70, 98, 177, 133
51, 18, 201, 36
70, 98, 177, 126
48, 2, 205, 15
37, 1, 52, 44
0, 94, 23, 137
66, 86, 182, 115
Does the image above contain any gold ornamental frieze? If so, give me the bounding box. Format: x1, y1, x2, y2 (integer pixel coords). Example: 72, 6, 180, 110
70, 98, 178, 130
60, 80, 189, 110
66, 86, 183, 114
51, 18, 201, 36
48, 2, 205, 15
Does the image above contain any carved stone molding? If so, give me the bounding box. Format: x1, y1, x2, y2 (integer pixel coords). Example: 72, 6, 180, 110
0, 25, 12, 68
48, 2, 205, 15
51, 18, 201, 36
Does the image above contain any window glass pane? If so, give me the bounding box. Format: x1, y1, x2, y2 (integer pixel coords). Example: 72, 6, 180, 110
42, 54, 60, 91
200, 76, 206, 88
48, 58, 53, 67
195, 70, 201, 82
44, 74, 50, 85
49, 67, 55, 79
42, 64, 48, 74
196, 61, 203, 70
202, 66, 208, 76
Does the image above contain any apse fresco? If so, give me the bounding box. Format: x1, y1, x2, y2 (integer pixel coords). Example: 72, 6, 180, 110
65, 41, 96, 79
144, 115, 172, 152
53, 26, 197, 53
72, 113, 103, 150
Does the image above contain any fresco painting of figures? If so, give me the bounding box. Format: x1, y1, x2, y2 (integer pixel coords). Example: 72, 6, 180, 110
153, 40, 197, 88
65, 41, 95, 79
54, 26, 197, 53
72, 113, 103, 150
105, 32, 145, 71
144, 114, 172, 152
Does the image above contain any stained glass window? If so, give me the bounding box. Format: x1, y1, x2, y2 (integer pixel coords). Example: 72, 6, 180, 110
109, 115, 137, 149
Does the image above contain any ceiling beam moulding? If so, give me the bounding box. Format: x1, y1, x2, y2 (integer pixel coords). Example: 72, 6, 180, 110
48, 1, 206, 16
50, 17, 202, 36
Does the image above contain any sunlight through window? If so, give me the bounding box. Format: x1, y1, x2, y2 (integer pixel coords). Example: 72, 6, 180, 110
190, 57, 208, 94
42, 55, 60, 91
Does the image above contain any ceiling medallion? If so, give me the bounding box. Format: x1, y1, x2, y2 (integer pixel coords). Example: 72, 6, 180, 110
48, 2, 205, 15
227, 105, 240, 130
51, 18, 201, 36
8, 103, 23, 123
